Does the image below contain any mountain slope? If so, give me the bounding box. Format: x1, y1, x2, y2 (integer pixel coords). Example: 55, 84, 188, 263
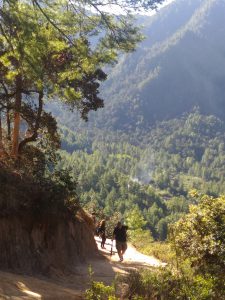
51, 0, 225, 133
92, 0, 225, 130
49, 0, 223, 133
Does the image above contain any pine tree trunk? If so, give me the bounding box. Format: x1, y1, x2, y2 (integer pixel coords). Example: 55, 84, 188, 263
7, 108, 11, 140
0, 112, 2, 146
0, 111, 4, 157
11, 75, 22, 158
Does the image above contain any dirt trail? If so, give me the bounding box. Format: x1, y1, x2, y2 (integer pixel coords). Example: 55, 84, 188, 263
95, 236, 166, 270
0, 237, 165, 299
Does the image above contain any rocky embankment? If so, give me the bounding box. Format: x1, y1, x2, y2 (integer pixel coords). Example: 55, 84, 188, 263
0, 166, 97, 275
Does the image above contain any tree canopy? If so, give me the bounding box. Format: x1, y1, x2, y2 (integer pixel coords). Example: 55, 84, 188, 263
172, 193, 225, 277
0, 0, 164, 160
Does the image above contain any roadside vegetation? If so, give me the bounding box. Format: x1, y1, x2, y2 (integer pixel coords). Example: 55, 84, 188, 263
85, 193, 225, 299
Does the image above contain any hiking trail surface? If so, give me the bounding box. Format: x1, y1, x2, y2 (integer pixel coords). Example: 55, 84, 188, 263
0, 237, 165, 299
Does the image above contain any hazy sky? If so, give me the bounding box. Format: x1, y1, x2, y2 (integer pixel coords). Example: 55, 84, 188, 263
96, 0, 176, 15
139, 0, 176, 16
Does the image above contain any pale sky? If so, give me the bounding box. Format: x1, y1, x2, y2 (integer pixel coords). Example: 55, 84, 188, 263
96, 0, 176, 16
138, 0, 176, 16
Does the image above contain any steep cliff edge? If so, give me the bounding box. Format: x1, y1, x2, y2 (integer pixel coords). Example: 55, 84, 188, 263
0, 165, 97, 275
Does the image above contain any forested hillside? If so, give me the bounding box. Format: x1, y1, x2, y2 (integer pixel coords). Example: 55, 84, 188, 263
50, 0, 225, 243
58, 111, 225, 240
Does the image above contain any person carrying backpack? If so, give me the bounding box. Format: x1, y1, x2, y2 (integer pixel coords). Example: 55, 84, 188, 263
98, 219, 106, 249
112, 221, 128, 262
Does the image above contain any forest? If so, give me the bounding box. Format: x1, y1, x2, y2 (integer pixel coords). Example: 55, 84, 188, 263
57, 109, 225, 298
57, 110, 225, 240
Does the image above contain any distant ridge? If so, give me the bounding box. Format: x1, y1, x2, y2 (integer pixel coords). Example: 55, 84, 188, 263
53, 0, 225, 132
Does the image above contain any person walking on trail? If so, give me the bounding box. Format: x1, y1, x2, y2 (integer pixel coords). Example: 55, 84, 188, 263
91, 212, 97, 235
98, 219, 106, 249
112, 221, 128, 262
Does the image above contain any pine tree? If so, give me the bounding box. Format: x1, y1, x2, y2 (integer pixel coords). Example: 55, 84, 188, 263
0, 0, 164, 160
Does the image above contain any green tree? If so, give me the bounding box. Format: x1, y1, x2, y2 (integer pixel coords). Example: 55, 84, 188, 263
156, 218, 168, 240
126, 205, 147, 230
171, 194, 225, 294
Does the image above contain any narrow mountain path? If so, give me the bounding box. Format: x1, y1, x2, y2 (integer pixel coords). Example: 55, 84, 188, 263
95, 236, 166, 270
0, 237, 165, 299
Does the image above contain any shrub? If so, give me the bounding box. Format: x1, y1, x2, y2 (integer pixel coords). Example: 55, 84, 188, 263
85, 265, 118, 300
140, 241, 175, 264
117, 267, 216, 300
85, 281, 117, 300
171, 194, 225, 295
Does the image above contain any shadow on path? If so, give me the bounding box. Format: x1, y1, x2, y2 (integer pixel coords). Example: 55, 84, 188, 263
0, 237, 165, 299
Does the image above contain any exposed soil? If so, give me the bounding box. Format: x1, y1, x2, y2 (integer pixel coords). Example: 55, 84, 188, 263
0, 237, 165, 299
0, 167, 98, 276
0, 211, 98, 275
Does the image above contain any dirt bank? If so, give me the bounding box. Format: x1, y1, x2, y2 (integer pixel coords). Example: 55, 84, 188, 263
0, 167, 97, 276
0, 210, 98, 276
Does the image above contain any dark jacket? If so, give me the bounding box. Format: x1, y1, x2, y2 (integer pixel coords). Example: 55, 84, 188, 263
113, 225, 128, 242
